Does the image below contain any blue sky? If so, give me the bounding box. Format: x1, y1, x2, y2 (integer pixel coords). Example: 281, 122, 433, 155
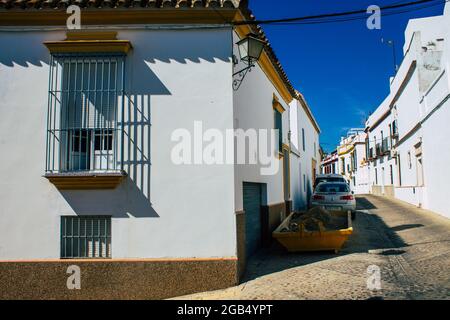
249, 0, 445, 152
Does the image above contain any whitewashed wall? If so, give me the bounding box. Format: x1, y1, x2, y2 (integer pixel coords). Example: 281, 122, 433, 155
395, 130, 423, 206
366, 91, 397, 195
354, 142, 371, 194
0, 28, 237, 259
232, 31, 288, 212
367, 5, 450, 218
289, 99, 320, 211
418, 6, 450, 217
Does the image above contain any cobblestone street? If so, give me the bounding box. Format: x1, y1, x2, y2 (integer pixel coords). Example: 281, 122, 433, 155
176, 195, 450, 300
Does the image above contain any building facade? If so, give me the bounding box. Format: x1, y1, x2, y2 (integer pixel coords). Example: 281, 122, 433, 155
321, 150, 338, 175
366, 95, 398, 198
364, 3, 450, 218
0, 1, 321, 299
289, 92, 321, 212
334, 129, 370, 194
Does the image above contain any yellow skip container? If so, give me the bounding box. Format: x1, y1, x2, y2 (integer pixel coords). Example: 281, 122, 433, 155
272, 211, 353, 253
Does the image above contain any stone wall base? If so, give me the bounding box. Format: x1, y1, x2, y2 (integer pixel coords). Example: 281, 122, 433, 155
0, 258, 238, 300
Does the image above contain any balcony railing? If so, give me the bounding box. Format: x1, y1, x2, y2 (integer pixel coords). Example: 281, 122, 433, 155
368, 147, 374, 160
381, 137, 390, 154
375, 143, 382, 157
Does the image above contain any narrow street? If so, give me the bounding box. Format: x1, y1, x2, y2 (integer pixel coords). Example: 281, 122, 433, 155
176, 195, 450, 300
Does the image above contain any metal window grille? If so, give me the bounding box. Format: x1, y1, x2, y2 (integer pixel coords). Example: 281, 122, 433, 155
46, 53, 126, 173
61, 216, 112, 259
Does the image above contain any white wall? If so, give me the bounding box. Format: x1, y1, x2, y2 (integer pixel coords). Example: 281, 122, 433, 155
421, 88, 450, 217
354, 142, 371, 194
0, 28, 237, 259
366, 93, 397, 194
366, 7, 450, 218
289, 99, 320, 211
232, 31, 288, 211
418, 11, 450, 217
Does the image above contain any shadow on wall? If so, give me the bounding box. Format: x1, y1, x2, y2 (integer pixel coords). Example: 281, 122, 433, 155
57, 90, 156, 218
60, 72, 169, 219
0, 32, 51, 67
124, 30, 232, 65
60, 177, 159, 218
0, 29, 232, 68
3, 30, 231, 218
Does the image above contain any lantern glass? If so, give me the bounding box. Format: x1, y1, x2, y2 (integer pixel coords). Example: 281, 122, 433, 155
237, 34, 265, 64
237, 38, 249, 62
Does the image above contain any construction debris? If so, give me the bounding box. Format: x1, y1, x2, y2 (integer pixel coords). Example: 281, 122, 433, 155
283, 207, 346, 232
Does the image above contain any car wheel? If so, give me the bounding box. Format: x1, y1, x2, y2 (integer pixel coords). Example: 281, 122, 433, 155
351, 211, 356, 220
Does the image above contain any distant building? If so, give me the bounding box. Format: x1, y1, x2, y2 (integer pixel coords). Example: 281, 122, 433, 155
321, 150, 338, 175
335, 129, 370, 194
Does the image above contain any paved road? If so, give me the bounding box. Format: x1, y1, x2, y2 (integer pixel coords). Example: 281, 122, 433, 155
176, 195, 450, 300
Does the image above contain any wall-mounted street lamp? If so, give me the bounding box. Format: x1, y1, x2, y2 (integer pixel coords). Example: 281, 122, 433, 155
233, 33, 266, 90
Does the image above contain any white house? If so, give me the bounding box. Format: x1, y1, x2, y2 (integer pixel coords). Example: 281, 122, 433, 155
335, 129, 369, 194
289, 91, 321, 211
365, 2, 450, 218
0, 1, 321, 299
321, 150, 338, 175
365, 94, 398, 198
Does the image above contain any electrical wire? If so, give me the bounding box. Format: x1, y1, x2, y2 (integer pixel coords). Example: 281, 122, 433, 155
235, 0, 449, 26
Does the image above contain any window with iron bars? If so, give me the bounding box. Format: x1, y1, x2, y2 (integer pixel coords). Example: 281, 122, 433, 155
61, 216, 111, 258
382, 137, 390, 153
46, 53, 125, 174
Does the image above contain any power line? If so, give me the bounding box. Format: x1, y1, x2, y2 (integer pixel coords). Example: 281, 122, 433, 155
271, 0, 447, 26
268, 2, 446, 26
235, 0, 448, 26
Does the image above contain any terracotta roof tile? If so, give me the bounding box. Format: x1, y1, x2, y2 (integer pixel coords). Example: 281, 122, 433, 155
0, 0, 297, 101
0, 0, 241, 9
239, 5, 296, 99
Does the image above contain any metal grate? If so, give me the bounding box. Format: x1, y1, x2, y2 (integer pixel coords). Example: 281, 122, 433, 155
61, 216, 112, 259
46, 53, 126, 173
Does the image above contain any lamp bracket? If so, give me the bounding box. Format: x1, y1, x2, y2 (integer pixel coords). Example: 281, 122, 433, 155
232, 63, 255, 91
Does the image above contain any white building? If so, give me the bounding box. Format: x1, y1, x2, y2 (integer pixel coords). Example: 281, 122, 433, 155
0, 2, 321, 299
365, 94, 398, 198
336, 129, 370, 194
289, 92, 321, 211
321, 150, 338, 175
365, 2, 450, 218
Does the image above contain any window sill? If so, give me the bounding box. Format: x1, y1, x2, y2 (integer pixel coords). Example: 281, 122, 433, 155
44, 171, 127, 190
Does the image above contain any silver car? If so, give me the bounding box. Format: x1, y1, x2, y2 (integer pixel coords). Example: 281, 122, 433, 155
313, 174, 348, 190
310, 182, 356, 219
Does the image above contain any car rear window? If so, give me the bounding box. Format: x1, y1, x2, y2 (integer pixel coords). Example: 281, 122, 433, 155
317, 183, 349, 193
316, 177, 346, 185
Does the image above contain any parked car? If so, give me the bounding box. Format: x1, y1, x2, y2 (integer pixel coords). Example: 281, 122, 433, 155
314, 174, 348, 189
310, 182, 356, 219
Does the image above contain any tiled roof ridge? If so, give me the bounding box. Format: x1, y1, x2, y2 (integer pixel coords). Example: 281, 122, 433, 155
239, 5, 297, 100
0, 0, 299, 103
0, 0, 243, 9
